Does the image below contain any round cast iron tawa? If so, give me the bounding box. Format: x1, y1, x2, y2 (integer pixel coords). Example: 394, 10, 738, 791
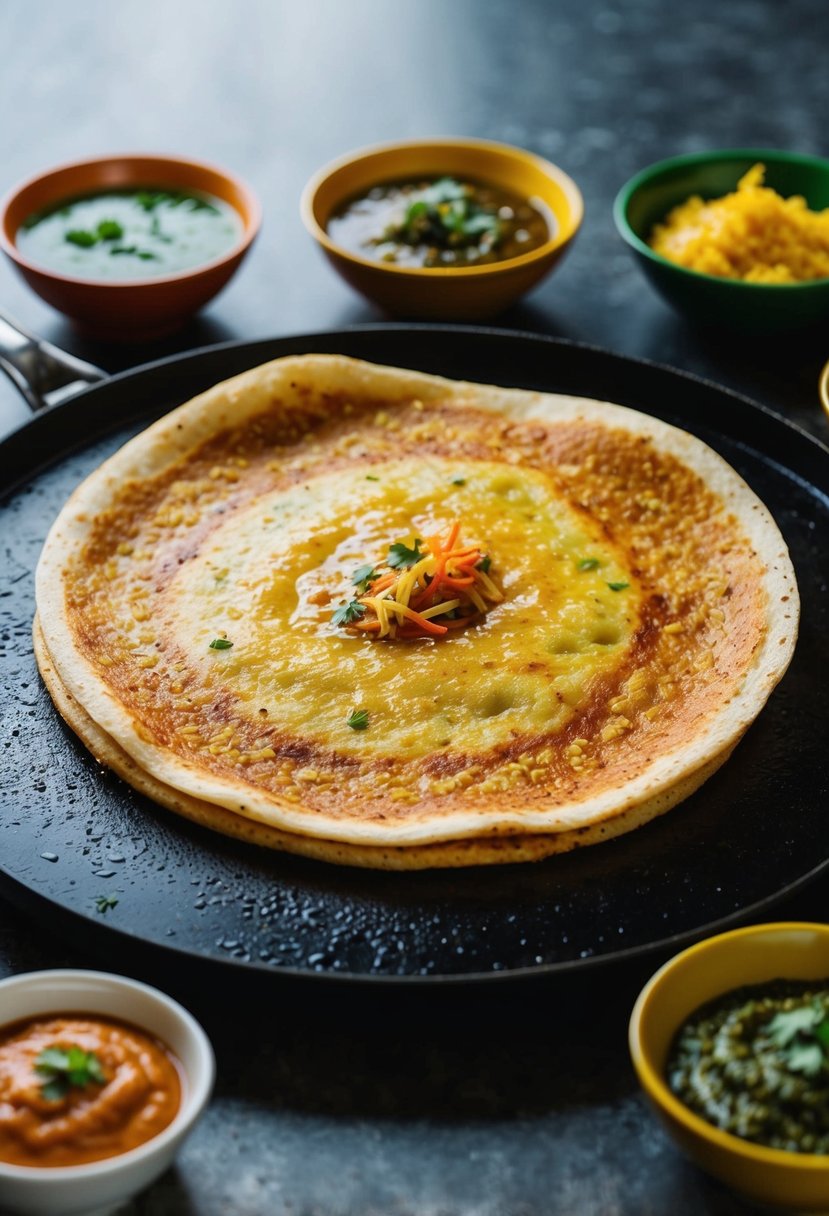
0, 327, 827, 983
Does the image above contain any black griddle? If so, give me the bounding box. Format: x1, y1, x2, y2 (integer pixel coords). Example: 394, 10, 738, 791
1, 324, 827, 985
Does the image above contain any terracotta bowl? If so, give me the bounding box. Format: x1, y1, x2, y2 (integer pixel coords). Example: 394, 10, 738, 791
0, 153, 261, 341
300, 137, 583, 320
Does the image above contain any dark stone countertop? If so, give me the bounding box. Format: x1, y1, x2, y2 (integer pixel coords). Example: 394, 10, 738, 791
1, 1, 828, 1212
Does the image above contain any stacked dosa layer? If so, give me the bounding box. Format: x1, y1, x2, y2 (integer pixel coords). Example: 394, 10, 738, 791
34, 356, 799, 868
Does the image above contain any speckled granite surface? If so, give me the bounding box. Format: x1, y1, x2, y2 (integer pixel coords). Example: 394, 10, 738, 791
1, 1, 828, 1212
5, 890, 829, 1216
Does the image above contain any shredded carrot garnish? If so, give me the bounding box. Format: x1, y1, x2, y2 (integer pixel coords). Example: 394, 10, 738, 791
332, 521, 502, 641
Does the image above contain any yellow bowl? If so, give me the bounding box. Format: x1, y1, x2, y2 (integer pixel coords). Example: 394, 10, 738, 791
300, 137, 583, 321
630, 923, 829, 1212
819, 360, 829, 423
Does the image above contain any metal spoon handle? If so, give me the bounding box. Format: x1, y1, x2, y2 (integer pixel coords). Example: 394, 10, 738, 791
0, 310, 105, 413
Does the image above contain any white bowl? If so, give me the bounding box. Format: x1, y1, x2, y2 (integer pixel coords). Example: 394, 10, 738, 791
0, 969, 215, 1216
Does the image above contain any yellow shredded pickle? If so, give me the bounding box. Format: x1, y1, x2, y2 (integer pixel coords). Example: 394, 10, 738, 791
649, 163, 829, 282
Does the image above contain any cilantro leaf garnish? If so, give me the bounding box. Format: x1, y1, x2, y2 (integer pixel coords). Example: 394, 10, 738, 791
136, 190, 163, 211
94, 894, 119, 914
462, 211, 500, 237
332, 601, 366, 626
352, 564, 376, 593
209, 637, 234, 650
405, 200, 429, 225
787, 1043, 825, 1077
36, 1047, 71, 1072
96, 219, 124, 241
66, 221, 125, 248
384, 177, 502, 254
767, 1003, 829, 1076
387, 539, 424, 569
346, 709, 369, 730
110, 244, 158, 259
607, 581, 630, 592
769, 1005, 824, 1047
35, 1045, 106, 1102
578, 558, 600, 571
65, 229, 97, 247
451, 477, 466, 486
421, 177, 468, 207
477, 555, 492, 574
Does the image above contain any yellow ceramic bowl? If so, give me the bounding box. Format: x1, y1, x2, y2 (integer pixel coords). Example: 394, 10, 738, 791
630, 923, 829, 1212
819, 360, 829, 424
300, 138, 583, 320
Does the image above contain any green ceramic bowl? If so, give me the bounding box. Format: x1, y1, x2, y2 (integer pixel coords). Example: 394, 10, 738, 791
614, 149, 829, 333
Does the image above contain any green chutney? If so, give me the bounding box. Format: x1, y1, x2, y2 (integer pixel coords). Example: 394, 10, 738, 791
16, 188, 242, 280
668, 980, 829, 1154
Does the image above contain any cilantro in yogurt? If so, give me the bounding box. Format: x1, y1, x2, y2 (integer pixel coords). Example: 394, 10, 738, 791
16, 188, 242, 279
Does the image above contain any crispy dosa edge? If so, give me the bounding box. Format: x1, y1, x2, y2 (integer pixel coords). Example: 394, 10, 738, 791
34, 355, 798, 849
34, 616, 735, 870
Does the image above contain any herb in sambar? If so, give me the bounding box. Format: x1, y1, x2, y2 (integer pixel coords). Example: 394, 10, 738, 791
17, 188, 242, 280
667, 980, 829, 1154
328, 176, 551, 268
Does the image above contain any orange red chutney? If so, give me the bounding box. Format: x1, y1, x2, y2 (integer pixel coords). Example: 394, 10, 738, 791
0, 1015, 181, 1168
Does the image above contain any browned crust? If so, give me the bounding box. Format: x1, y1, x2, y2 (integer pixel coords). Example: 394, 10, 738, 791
34, 616, 735, 870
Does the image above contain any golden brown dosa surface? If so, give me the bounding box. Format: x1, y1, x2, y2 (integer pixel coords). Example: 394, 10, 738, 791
34, 356, 799, 867
33, 616, 736, 869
